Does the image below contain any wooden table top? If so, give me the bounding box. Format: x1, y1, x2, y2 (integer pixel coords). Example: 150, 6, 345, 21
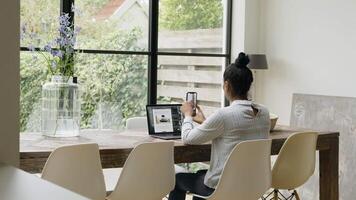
19, 125, 339, 173
20, 125, 339, 153
0, 163, 89, 200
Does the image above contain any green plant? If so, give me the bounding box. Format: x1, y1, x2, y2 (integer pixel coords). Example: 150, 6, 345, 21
160, 0, 223, 30
22, 13, 79, 77
76, 28, 147, 129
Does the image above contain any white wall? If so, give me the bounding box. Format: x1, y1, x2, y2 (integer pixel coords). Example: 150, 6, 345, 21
231, 0, 246, 58
231, 0, 262, 59
0, 0, 20, 166
256, 0, 356, 125
247, 1, 356, 199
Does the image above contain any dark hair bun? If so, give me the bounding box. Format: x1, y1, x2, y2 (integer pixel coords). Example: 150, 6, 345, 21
235, 52, 250, 68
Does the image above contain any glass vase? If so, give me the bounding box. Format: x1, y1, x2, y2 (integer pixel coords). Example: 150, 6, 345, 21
41, 76, 81, 137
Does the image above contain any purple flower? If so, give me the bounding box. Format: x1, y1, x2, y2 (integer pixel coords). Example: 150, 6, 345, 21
51, 50, 63, 59
59, 14, 71, 28
56, 51, 63, 58
56, 38, 64, 46
21, 12, 80, 76
58, 26, 67, 35
43, 44, 52, 52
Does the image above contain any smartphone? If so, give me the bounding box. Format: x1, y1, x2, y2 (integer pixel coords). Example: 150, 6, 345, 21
186, 92, 197, 116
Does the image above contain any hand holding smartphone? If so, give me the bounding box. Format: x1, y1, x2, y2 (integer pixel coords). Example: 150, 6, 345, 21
186, 92, 197, 116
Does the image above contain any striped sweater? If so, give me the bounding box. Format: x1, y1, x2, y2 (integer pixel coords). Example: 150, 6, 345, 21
181, 100, 271, 188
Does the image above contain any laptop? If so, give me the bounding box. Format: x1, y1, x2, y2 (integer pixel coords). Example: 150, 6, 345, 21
146, 104, 183, 140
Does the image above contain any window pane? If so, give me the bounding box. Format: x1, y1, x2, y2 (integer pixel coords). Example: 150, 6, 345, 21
76, 54, 148, 130
157, 56, 224, 117
75, 0, 149, 51
158, 0, 225, 54
20, 53, 148, 133
20, 0, 60, 48
20, 52, 50, 133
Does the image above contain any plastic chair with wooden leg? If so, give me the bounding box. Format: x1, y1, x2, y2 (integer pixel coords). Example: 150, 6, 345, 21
41, 143, 106, 200
107, 142, 175, 200
192, 139, 272, 200
264, 132, 318, 200
125, 117, 148, 130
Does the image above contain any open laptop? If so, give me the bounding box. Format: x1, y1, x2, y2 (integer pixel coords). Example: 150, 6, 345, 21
146, 104, 182, 140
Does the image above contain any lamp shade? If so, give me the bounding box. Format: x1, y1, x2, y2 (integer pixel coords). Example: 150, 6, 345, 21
248, 54, 268, 70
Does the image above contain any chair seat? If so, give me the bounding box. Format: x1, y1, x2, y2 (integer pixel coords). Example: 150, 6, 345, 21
106, 142, 175, 200
103, 168, 122, 194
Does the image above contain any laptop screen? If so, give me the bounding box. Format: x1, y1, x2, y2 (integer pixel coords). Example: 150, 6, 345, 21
146, 104, 182, 135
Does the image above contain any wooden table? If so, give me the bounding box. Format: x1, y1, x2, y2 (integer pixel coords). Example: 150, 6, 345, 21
0, 163, 89, 200
20, 126, 339, 200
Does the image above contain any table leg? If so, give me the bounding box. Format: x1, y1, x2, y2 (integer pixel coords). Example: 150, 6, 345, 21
319, 137, 339, 200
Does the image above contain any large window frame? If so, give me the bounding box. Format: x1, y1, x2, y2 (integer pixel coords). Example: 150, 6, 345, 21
20, 0, 233, 105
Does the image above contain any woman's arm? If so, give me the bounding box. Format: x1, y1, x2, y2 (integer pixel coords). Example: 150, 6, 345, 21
181, 107, 224, 145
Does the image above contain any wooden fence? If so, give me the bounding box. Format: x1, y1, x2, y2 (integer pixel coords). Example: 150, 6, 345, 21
157, 28, 224, 116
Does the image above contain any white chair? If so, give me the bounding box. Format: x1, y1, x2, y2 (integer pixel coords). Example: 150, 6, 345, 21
107, 142, 175, 200
268, 132, 318, 200
194, 139, 272, 200
125, 116, 186, 174
41, 143, 106, 200
103, 117, 171, 194
125, 117, 148, 130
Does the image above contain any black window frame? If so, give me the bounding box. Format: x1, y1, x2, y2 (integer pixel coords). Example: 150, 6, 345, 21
20, 0, 233, 105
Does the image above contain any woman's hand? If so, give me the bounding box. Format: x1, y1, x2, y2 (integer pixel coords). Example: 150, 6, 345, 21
181, 102, 206, 123
193, 106, 206, 124
181, 101, 194, 117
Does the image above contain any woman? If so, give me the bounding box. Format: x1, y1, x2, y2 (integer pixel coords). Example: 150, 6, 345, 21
168, 52, 271, 200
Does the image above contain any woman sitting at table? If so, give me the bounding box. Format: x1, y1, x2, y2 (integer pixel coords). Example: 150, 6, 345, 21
168, 52, 271, 200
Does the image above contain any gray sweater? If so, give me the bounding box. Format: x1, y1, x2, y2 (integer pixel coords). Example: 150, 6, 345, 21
181, 100, 270, 189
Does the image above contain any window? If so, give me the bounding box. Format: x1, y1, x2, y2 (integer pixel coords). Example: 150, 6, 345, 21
158, 0, 225, 54
75, 0, 149, 51
20, 0, 232, 132
157, 55, 225, 116
76, 54, 148, 130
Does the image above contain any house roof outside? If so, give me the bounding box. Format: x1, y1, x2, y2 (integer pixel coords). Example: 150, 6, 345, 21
95, 0, 125, 21
95, 0, 148, 21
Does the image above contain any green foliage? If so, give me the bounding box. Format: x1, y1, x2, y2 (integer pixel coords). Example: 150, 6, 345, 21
20, 0, 147, 132
76, 28, 147, 129
20, 54, 49, 132
160, 0, 223, 30
20, 0, 59, 48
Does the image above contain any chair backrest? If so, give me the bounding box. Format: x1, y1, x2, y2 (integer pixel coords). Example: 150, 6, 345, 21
107, 142, 175, 200
126, 117, 148, 130
208, 139, 272, 200
272, 131, 318, 189
41, 143, 106, 200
